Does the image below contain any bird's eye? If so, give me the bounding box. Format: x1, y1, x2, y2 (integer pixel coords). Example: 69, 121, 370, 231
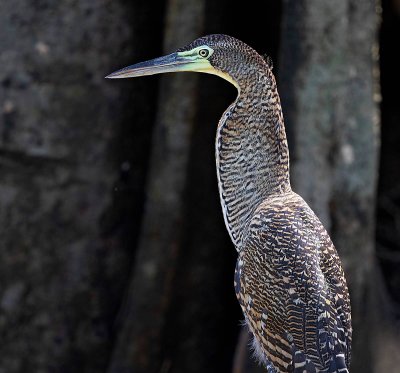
199, 49, 209, 58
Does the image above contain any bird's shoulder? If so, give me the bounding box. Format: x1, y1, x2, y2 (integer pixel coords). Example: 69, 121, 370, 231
243, 191, 323, 259
239, 191, 319, 288
248, 191, 319, 232
244, 192, 341, 267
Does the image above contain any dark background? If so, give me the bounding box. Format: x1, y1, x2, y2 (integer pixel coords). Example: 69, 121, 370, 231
0, 0, 398, 372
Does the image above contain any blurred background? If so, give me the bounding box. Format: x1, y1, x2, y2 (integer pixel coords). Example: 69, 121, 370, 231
0, 0, 399, 372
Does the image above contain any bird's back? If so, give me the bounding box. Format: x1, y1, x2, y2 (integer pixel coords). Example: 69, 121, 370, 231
234, 191, 352, 373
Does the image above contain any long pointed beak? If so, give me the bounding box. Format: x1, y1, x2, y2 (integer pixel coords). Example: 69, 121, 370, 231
105, 52, 209, 79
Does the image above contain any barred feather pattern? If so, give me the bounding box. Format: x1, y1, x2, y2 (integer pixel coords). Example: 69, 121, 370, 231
191, 35, 353, 372
181, 35, 352, 372
234, 193, 352, 372
214, 48, 290, 249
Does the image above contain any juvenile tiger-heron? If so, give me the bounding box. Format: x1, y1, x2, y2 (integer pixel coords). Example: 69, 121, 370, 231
107, 34, 352, 373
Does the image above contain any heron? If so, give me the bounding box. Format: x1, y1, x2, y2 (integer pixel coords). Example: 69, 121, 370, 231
106, 34, 352, 373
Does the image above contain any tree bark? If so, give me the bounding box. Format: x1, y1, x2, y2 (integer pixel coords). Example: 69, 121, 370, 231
279, 1, 392, 372
107, 1, 205, 372
0, 1, 163, 372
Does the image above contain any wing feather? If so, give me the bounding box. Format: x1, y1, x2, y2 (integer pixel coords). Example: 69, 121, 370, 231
235, 193, 352, 372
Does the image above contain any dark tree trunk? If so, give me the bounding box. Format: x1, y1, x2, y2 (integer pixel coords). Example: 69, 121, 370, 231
107, 1, 206, 372
278, 1, 398, 372
0, 1, 164, 372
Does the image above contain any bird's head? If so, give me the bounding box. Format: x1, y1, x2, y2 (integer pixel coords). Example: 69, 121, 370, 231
106, 34, 269, 92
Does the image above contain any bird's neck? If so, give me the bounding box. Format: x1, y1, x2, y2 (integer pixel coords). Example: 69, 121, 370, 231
215, 70, 291, 249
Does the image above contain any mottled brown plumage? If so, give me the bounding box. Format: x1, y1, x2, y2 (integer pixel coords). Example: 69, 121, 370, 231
107, 34, 352, 373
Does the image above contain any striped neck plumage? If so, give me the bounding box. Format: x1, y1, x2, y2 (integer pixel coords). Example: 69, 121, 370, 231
215, 68, 291, 249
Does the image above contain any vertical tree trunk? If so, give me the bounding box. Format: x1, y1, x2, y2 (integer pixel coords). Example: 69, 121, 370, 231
107, 1, 205, 372
279, 1, 387, 372
0, 1, 145, 372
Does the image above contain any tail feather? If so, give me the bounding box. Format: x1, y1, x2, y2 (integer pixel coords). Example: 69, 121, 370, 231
328, 352, 349, 373
291, 344, 317, 373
